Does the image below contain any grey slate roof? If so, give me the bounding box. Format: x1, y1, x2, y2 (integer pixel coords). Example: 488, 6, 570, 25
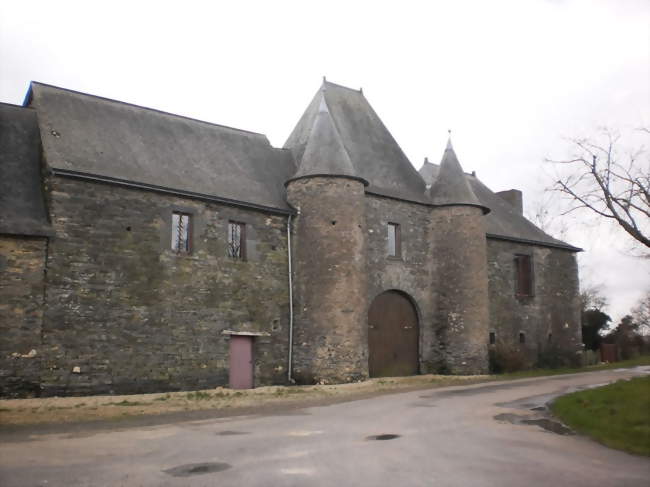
285, 81, 428, 202
9, 80, 579, 251
419, 158, 438, 187
287, 95, 365, 185
0, 103, 52, 237
419, 160, 580, 250
28, 83, 296, 212
428, 138, 489, 214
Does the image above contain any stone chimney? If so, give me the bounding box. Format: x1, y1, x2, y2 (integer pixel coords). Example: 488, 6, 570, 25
496, 189, 523, 215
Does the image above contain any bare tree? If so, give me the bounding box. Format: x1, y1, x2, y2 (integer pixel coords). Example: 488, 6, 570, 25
631, 289, 650, 335
547, 127, 650, 251
525, 193, 569, 241
579, 282, 608, 312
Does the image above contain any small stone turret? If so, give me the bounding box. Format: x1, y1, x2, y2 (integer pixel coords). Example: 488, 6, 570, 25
285, 92, 369, 384
428, 138, 490, 374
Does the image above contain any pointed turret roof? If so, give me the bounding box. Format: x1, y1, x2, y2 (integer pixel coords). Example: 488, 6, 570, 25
419, 158, 580, 251
284, 80, 426, 199
428, 137, 490, 214
286, 92, 366, 185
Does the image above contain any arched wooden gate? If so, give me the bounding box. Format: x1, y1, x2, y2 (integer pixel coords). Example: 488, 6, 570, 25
368, 290, 419, 377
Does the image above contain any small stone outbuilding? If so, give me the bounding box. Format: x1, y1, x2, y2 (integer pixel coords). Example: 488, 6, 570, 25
0, 79, 582, 397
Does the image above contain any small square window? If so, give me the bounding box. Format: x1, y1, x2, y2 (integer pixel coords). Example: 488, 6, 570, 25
515, 254, 534, 297
171, 212, 191, 253
489, 332, 496, 345
228, 221, 246, 260
387, 223, 401, 258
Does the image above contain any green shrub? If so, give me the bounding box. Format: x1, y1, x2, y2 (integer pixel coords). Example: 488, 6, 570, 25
489, 345, 528, 373
537, 346, 582, 369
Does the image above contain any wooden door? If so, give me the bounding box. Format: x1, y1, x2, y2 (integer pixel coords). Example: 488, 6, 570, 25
229, 335, 254, 389
368, 291, 419, 377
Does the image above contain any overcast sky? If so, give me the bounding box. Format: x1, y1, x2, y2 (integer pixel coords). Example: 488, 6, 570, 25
2, 0, 648, 323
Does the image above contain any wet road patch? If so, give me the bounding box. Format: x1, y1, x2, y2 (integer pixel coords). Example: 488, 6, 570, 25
494, 413, 574, 435
216, 430, 249, 436
163, 462, 231, 477
366, 434, 400, 440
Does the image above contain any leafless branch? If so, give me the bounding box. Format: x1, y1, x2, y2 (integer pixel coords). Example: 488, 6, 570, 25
545, 127, 650, 250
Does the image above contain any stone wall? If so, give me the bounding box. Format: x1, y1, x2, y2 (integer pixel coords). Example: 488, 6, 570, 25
364, 195, 436, 373
430, 206, 490, 374
0, 236, 47, 397
287, 177, 368, 384
486, 239, 582, 368
1, 175, 584, 397
39, 176, 290, 396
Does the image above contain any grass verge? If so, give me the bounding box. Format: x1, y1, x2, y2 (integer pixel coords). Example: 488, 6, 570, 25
552, 375, 650, 456
495, 355, 650, 380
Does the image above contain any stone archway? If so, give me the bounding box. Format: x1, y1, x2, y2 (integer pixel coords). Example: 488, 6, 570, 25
368, 290, 419, 377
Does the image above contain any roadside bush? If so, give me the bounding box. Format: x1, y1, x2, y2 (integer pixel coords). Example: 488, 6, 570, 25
537, 346, 582, 369
580, 349, 600, 367
489, 345, 528, 373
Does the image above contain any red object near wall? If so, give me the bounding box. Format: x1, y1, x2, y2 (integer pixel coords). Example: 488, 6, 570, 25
600, 343, 618, 363
229, 335, 254, 389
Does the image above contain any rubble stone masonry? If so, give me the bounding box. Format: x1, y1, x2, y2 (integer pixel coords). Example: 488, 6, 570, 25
37, 177, 290, 396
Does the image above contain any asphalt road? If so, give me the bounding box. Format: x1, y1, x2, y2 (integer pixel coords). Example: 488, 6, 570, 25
1, 368, 649, 487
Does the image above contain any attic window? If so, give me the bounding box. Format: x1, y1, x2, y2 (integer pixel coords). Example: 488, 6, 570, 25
515, 254, 534, 297
387, 223, 401, 258
228, 221, 246, 260
171, 212, 191, 253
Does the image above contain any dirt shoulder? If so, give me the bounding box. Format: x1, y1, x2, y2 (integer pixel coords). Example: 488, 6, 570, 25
0, 375, 488, 428
5, 359, 647, 429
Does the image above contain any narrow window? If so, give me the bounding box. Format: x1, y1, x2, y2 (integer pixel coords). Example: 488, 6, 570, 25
489, 331, 496, 345
228, 221, 246, 260
548, 333, 553, 343
171, 212, 191, 253
519, 332, 526, 344
387, 223, 401, 258
515, 254, 534, 296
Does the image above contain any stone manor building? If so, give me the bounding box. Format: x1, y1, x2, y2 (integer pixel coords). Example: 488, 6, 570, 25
0, 80, 582, 397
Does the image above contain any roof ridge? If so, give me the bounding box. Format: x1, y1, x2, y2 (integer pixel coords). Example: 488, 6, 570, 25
320, 93, 356, 170
0, 101, 34, 110
29, 81, 270, 140
323, 80, 363, 94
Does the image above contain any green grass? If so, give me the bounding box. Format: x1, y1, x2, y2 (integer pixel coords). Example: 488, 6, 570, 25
185, 391, 212, 400
494, 355, 650, 381
552, 376, 650, 456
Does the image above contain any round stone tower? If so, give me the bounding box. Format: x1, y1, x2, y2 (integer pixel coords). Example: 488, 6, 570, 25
428, 138, 490, 374
285, 94, 369, 384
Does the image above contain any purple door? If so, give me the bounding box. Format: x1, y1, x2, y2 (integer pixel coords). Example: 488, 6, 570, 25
229, 335, 254, 389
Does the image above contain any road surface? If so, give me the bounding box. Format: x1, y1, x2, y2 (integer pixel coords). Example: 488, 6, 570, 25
1, 368, 649, 486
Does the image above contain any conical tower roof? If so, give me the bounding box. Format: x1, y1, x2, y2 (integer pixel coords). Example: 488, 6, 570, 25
285, 80, 420, 197
428, 138, 490, 214
286, 91, 367, 186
